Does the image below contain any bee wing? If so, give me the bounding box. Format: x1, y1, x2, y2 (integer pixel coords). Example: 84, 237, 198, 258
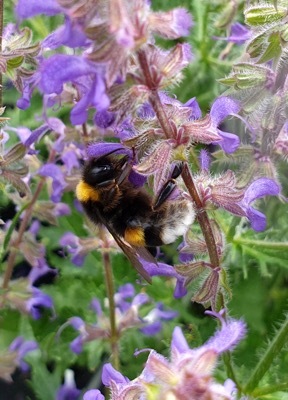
111, 233, 153, 284
93, 213, 155, 283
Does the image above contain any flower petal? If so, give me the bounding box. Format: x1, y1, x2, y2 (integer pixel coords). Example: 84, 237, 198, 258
102, 363, 129, 386
204, 319, 247, 354
216, 129, 240, 153
210, 97, 241, 126
15, 0, 62, 20
242, 177, 280, 205
171, 326, 190, 354
83, 389, 105, 400
39, 55, 96, 94
86, 142, 131, 159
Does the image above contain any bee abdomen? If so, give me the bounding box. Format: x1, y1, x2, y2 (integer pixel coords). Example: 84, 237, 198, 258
159, 200, 195, 245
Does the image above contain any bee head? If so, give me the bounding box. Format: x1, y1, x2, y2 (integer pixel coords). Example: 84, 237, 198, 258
83, 154, 129, 186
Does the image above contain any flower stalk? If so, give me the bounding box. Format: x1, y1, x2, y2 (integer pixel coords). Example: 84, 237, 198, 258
2, 148, 56, 291
2, 178, 46, 290
137, 50, 220, 272
99, 227, 120, 370
181, 163, 220, 268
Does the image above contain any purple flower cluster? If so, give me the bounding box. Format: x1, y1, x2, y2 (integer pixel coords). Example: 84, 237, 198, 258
84, 310, 246, 399
66, 283, 177, 354
0, 337, 38, 381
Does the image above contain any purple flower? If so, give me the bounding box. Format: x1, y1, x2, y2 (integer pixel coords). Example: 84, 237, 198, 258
66, 286, 176, 354
214, 22, 251, 45
28, 258, 57, 285
15, 0, 62, 20
38, 164, 66, 202
102, 363, 130, 386
181, 97, 240, 153
56, 370, 81, 400
16, 73, 40, 110
68, 317, 98, 354
141, 259, 188, 298
101, 312, 246, 399
141, 303, 178, 335
94, 110, 116, 129
9, 336, 38, 372
83, 389, 105, 400
204, 309, 247, 353
210, 97, 241, 153
26, 288, 54, 319
114, 283, 136, 312
238, 177, 280, 231
86, 142, 132, 159
101, 364, 144, 399
184, 97, 202, 120
61, 149, 81, 175
141, 315, 246, 398
42, 17, 88, 49
60, 232, 101, 267
24, 124, 50, 149
150, 8, 193, 39
199, 149, 211, 171
38, 55, 109, 125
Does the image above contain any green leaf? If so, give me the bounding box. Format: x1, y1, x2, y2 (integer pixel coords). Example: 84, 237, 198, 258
245, 5, 286, 26
29, 363, 61, 400
7, 56, 24, 69
247, 31, 267, 58
0, 202, 29, 266
257, 32, 282, 63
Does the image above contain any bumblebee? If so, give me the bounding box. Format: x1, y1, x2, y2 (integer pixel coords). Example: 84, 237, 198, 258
76, 151, 194, 282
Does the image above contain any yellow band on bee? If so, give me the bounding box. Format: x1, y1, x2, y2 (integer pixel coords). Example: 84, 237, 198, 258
76, 180, 100, 202
124, 227, 145, 247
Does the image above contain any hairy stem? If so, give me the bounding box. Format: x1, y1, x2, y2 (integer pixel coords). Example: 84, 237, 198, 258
181, 164, 220, 268
234, 238, 288, 250
244, 313, 288, 394
137, 50, 220, 269
251, 382, 288, 397
222, 352, 240, 388
2, 179, 45, 290
100, 228, 120, 370
2, 149, 56, 291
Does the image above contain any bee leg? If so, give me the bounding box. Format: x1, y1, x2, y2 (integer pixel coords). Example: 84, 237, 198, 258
170, 162, 184, 180
153, 162, 184, 209
117, 159, 133, 185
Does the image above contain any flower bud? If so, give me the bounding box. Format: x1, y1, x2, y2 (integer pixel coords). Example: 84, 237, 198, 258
245, 4, 286, 26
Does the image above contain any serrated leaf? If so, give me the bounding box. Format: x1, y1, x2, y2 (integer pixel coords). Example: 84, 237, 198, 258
30, 363, 61, 400
242, 245, 288, 269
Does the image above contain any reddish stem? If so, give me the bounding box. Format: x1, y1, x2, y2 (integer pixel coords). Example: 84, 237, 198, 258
137, 50, 220, 268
